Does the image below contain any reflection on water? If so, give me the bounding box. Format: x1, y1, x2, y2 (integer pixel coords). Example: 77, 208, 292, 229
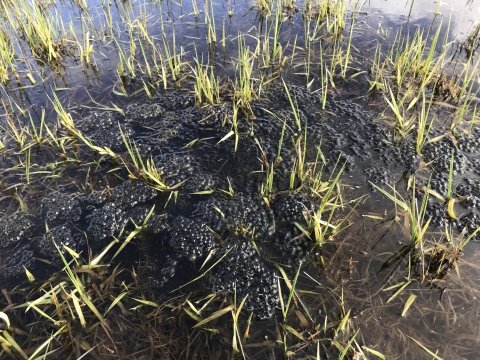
2, 0, 477, 114
363, 0, 478, 39
0, 0, 479, 358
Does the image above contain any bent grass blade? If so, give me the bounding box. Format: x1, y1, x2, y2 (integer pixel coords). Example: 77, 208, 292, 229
401, 293, 417, 317
51, 242, 108, 327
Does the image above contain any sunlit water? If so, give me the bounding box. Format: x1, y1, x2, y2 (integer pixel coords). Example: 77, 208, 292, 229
0, 0, 480, 358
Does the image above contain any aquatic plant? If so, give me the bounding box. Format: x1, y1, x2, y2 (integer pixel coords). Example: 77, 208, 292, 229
0, 0, 479, 358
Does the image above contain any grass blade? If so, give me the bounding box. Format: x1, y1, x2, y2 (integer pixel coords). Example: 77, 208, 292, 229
193, 305, 234, 328
401, 294, 417, 317
407, 335, 443, 359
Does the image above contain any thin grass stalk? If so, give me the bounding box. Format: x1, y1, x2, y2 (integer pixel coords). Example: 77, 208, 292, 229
416, 90, 435, 154
341, 0, 358, 79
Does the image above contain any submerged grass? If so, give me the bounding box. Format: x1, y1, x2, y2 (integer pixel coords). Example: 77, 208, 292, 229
0, 242, 204, 358
371, 173, 480, 308
0, 0, 479, 358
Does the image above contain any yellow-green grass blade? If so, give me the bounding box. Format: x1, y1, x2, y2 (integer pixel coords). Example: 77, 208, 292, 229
337, 309, 351, 333
105, 291, 129, 315
130, 298, 160, 307
401, 294, 417, 317
27, 325, 67, 360
369, 182, 409, 212
362, 346, 386, 359
386, 280, 411, 303
407, 335, 443, 359
193, 305, 234, 328
2, 330, 29, 359
338, 330, 359, 360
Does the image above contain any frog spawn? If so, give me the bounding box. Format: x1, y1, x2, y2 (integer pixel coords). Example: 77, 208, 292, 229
37, 225, 86, 266
84, 181, 158, 247
0, 211, 36, 248
0, 212, 39, 289
125, 103, 164, 121
169, 216, 216, 260
146, 191, 314, 318
0, 244, 36, 289
6, 83, 480, 319
191, 194, 276, 237
77, 110, 133, 151
0, 85, 350, 317
210, 237, 279, 320
41, 192, 82, 223
122, 86, 480, 317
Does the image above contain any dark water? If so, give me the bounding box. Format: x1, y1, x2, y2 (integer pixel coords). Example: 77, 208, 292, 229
1, 0, 480, 359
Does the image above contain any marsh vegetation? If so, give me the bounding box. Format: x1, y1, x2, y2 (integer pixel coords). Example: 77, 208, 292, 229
0, 0, 479, 359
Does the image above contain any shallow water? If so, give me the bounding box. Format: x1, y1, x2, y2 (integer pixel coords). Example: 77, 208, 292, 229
1, 0, 480, 358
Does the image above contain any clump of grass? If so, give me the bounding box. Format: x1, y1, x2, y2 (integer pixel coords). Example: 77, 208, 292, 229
233, 35, 258, 116
294, 154, 351, 247
191, 52, 220, 105
373, 174, 479, 304
4, 0, 68, 62
204, 0, 217, 45
372, 179, 430, 251
420, 223, 478, 287
310, 0, 347, 35
362, 15, 480, 162
70, 18, 94, 65
119, 125, 184, 192
256, 0, 273, 14
2, 113, 28, 150
461, 22, 480, 60
115, 38, 136, 79
0, 29, 16, 82
377, 25, 445, 134
415, 90, 435, 154
162, 33, 186, 84
0, 232, 201, 358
